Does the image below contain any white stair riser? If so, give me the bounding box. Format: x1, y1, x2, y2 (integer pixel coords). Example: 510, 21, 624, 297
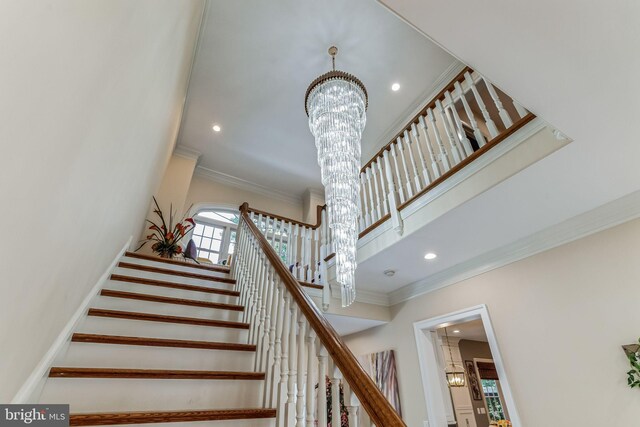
38, 379, 264, 412
105, 280, 238, 305
120, 256, 229, 279
77, 317, 248, 343
92, 296, 244, 323
112, 267, 235, 289
57, 343, 255, 371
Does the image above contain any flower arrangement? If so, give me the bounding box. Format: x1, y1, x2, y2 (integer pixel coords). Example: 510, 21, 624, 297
625, 338, 640, 389
136, 197, 195, 259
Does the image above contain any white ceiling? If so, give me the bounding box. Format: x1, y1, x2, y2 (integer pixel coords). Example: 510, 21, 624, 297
177, 0, 457, 196
324, 313, 387, 337
437, 319, 488, 343
347, 0, 640, 298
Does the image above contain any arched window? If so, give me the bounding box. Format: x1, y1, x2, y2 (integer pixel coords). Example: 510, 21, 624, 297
191, 209, 239, 265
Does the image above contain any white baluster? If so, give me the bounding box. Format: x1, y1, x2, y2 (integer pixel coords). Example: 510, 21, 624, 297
285, 304, 298, 426
263, 273, 279, 406
426, 108, 452, 173
347, 392, 361, 427
396, 136, 414, 199
454, 80, 487, 147
418, 115, 441, 179
444, 91, 474, 157
482, 77, 513, 128
331, 365, 343, 427
465, 71, 499, 138
403, 130, 422, 193
382, 149, 404, 234
389, 143, 406, 204
410, 123, 432, 186
305, 330, 317, 427
291, 224, 299, 279
371, 161, 384, 219
375, 159, 389, 216
360, 173, 371, 228
275, 294, 291, 427
296, 316, 307, 427
365, 168, 377, 224
316, 345, 328, 427
435, 99, 463, 165
299, 226, 307, 282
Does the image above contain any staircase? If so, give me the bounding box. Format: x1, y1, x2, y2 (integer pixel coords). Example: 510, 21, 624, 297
38, 252, 277, 426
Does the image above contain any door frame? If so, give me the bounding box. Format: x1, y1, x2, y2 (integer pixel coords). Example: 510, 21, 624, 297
413, 304, 521, 427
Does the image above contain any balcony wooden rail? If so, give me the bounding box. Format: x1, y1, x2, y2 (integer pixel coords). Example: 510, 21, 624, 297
233, 202, 406, 426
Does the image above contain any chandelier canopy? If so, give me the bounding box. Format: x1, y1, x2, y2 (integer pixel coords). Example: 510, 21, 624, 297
305, 46, 367, 307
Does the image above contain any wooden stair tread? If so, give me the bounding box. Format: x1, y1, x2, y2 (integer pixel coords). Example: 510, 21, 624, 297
124, 252, 230, 274
100, 289, 244, 311
71, 333, 256, 351
110, 275, 239, 297
69, 408, 276, 426
298, 280, 323, 290
49, 367, 265, 380
118, 262, 235, 285
87, 309, 250, 329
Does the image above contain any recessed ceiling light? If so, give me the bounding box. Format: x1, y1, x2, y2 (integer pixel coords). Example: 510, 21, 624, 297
391, 82, 401, 92
424, 252, 437, 260
453, 329, 461, 334
212, 124, 221, 132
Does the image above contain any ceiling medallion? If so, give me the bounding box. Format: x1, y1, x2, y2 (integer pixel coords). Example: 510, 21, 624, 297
305, 46, 367, 307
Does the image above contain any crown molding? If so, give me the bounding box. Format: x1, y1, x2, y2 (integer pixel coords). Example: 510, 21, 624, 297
173, 144, 202, 162
363, 60, 466, 161
389, 189, 640, 305
195, 165, 303, 206
305, 188, 325, 200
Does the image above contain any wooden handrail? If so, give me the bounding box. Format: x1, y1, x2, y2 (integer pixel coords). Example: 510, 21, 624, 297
360, 66, 472, 173
239, 203, 406, 427
246, 204, 326, 230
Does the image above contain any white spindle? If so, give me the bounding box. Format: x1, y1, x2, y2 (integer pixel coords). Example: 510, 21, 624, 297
299, 226, 307, 282
403, 130, 422, 191
418, 115, 441, 179
356, 184, 365, 232
435, 99, 463, 165
382, 149, 404, 233
444, 91, 474, 157
371, 162, 384, 219
360, 173, 371, 228
331, 365, 342, 427
285, 304, 298, 426
305, 330, 317, 427
389, 143, 406, 204
410, 123, 431, 186
483, 77, 513, 128
347, 392, 361, 427
365, 168, 377, 223
263, 272, 280, 406
296, 316, 307, 427
513, 100, 528, 119
291, 224, 299, 279
396, 136, 414, 199
454, 80, 487, 147
465, 71, 499, 138
274, 293, 290, 425
426, 108, 452, 173
317, 345, 328, 427
375, 159, 389, 216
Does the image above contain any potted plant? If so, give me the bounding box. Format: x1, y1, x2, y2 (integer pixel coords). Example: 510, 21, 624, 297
136, 197, 195, 259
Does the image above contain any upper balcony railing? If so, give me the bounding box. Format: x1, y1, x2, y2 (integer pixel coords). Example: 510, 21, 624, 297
357, 66, 534, 237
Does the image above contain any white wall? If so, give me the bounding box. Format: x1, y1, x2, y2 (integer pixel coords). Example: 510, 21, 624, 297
345, 218, 640, 426
185, 174, 305, 221
0, 0, 204, 402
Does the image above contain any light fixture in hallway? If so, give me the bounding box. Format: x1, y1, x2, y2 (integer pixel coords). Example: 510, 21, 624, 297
444, 327, 466, 387
305, 45, 367, 307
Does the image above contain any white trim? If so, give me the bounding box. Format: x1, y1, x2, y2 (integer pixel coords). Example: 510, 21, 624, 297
412, 305, 522, 427
364, 60, 466, 161
329, 284, 390, 306
195, 165, 303, 206
11, 236, 133, 403
390, 188, 640, 305
401, 118, 547, 219
173, 144, 202, 162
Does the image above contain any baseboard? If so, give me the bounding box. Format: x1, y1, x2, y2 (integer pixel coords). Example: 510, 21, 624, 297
11, 236, 133, 403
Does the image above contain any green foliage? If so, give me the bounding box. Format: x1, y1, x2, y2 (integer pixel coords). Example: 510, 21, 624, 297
627, 338, 640, 389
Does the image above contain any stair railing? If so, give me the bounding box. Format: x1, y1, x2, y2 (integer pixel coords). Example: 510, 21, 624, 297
232, 202, 406, 427
357, 66, 535, 237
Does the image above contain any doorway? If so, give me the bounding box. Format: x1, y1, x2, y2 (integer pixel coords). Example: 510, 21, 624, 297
413, 305, 520, 427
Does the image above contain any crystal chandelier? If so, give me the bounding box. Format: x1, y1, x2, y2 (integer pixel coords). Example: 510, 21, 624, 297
305, 46, 367, 307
